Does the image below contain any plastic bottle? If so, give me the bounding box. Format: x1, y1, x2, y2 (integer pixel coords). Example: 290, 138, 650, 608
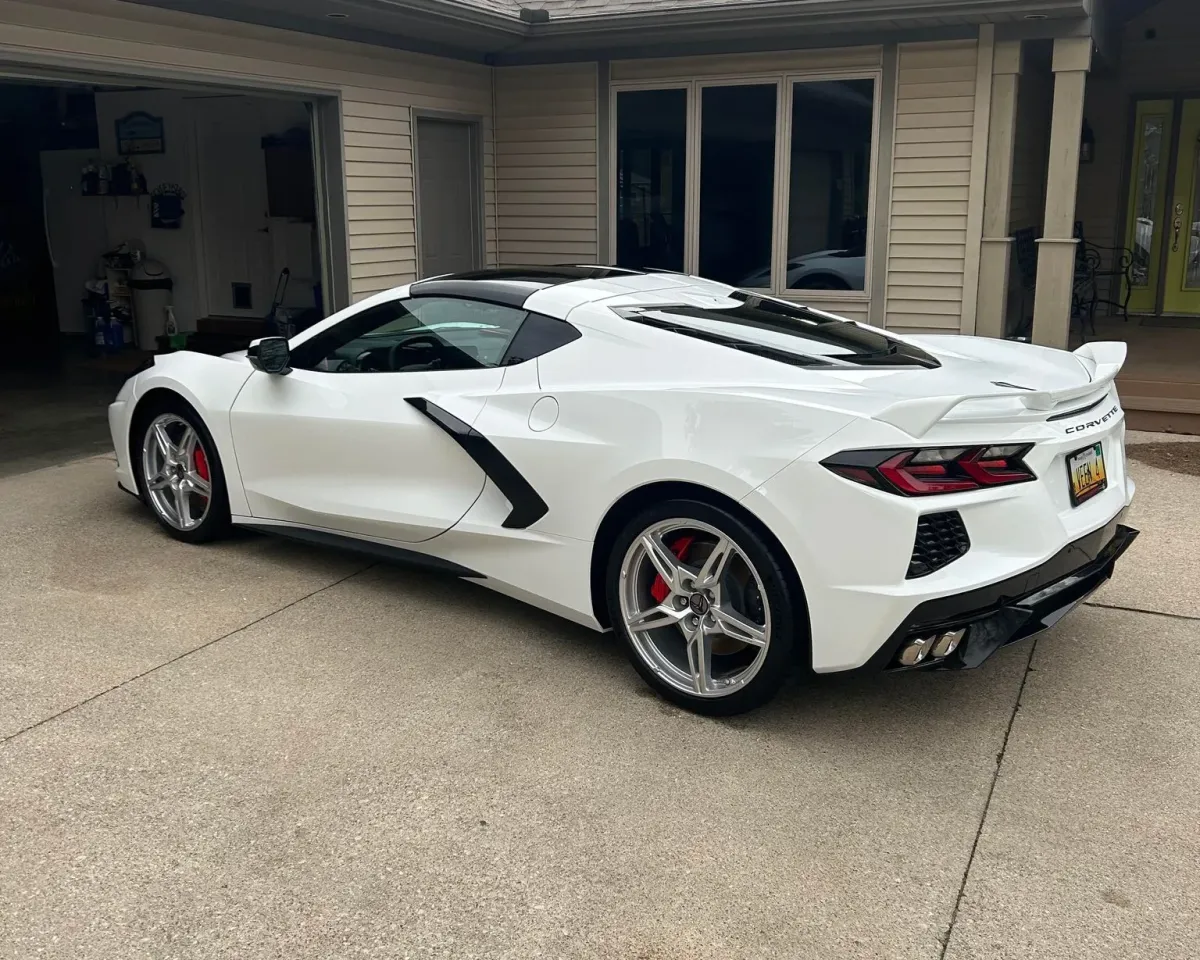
92, 309, 107, 353
164, 305, 178, 336
106, 316, 124, 353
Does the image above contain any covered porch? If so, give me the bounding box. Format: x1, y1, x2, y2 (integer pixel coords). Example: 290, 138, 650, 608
1077, 0, 1200, 432
985, 0, 1200, 432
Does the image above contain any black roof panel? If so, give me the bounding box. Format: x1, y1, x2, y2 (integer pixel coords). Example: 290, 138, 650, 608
408, 265, 647, 308
435, 265, 643, 283
406, 277, 550, 307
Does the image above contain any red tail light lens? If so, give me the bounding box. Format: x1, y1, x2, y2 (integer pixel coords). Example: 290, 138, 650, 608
822, 444, 1036, 496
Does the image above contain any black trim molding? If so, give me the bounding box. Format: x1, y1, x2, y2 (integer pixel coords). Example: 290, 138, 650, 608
240, 524, 485, 579
406, 397, 549, 529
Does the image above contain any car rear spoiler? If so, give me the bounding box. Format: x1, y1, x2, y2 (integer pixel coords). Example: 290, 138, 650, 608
875, 341, 1127, 438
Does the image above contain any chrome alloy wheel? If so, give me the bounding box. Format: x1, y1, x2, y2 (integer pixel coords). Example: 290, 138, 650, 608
141, 413, 212, 532
618, 519, 771, 698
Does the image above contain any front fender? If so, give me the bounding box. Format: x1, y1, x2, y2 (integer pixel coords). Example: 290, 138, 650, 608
130, 352, 256, 516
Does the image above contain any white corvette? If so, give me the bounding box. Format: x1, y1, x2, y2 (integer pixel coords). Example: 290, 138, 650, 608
109, 267, 1138, 714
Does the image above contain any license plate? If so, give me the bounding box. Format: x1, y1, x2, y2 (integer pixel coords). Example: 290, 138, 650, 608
1067, 442, 1107, 506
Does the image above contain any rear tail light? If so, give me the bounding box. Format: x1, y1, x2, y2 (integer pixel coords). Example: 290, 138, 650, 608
822, 444, 1036, 496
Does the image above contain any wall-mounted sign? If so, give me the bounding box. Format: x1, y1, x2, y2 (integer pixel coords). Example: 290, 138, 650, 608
115, 111, 165, 155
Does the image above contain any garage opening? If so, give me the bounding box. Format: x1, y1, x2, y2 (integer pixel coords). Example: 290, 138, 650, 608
0, 75, 339, 475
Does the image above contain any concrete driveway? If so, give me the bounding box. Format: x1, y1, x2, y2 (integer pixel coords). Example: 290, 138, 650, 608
1, 446, 1198, 959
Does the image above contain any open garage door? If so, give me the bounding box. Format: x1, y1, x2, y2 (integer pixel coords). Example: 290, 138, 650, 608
0, 71, 344, 474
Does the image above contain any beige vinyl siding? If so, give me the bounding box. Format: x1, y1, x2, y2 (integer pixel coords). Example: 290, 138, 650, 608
802, 301, 870, 324
494, 64, 598, 265
885, 40, 979, 333
0, 0, 497, 304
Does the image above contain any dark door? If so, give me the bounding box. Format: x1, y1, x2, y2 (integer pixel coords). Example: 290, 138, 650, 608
415, 118, 480, 278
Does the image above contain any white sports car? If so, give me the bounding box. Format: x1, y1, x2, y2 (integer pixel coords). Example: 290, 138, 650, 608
109, 267, 1138, 714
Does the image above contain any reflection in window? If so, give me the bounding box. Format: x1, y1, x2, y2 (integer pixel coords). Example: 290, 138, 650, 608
699, 84, 778, 286
1132, 116, 1165, 287
786, 79, 875, 292
615, 89, 686, 272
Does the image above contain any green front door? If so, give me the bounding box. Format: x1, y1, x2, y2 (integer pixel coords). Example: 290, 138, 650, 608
1123, 100, 1174, 315
1124, 97, 1200, 316
1162, 99, 1200, 314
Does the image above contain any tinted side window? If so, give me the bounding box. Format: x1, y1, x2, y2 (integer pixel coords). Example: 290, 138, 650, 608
289, 297, 528, 374
501, 313, 582, 365
405, 299, 528, 366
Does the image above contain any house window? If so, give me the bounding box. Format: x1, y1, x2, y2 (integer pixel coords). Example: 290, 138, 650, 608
615, 88, 687, 272
786, 79, 875, 292
699, 83, 778, 286
612, 73, 880, 298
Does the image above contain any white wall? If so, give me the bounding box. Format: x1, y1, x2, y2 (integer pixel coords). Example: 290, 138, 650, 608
92, 89, 201, 329
89, 88, 308, 331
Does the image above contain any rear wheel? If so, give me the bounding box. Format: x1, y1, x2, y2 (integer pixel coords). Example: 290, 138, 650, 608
134, 399, 230, 543
606, 499, 801, 715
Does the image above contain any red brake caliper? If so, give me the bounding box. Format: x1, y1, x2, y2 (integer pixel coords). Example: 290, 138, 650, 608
193, 446, 210, 490
650, 535, 694, 604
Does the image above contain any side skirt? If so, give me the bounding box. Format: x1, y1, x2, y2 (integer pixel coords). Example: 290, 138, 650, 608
237, 522, 486, 579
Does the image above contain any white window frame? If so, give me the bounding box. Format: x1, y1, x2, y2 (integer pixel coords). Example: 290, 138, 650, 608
609, 67, 883, 303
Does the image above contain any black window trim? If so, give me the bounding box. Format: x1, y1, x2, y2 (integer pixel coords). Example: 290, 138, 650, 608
500, 310, 582, 367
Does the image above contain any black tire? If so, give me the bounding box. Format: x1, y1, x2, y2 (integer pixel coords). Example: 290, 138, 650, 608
605, 498, 803, 716
131, 394, 232, 544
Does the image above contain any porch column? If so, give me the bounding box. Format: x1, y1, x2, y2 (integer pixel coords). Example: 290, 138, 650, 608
975, 41, 1023, 340
1031, 36, 1093, 348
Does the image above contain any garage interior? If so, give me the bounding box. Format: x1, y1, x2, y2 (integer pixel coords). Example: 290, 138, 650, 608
0, 75, 328, 475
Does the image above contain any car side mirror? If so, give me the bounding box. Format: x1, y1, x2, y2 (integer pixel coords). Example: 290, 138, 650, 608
248, 337, 292, 375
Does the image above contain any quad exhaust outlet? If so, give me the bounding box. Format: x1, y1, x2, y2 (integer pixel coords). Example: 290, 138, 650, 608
897, 628, 966, 667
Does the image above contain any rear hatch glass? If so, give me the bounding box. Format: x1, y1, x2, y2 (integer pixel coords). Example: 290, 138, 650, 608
614, 292, 939, 369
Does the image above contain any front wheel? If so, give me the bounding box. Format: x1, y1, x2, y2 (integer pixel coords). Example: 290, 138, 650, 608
134, 399, 231, 543
606, 499, 802, 715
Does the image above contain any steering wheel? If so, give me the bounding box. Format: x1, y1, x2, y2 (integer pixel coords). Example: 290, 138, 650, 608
387, 334, 443, 373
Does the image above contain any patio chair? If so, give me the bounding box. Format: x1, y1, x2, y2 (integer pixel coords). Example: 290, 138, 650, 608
1009, 227, 1039, 340
1073, 222, 1099, 338
1007, 225, 1100, 340
1073, 220, 1134, 324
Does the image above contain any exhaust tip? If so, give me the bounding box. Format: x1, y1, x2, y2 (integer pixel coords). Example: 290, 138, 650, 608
897, 635, 933, 667
896, 627, 967, 668
931, 628, 966, 659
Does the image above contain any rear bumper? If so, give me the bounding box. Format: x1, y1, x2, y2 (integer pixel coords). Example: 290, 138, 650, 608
868, 520, 1138, 672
